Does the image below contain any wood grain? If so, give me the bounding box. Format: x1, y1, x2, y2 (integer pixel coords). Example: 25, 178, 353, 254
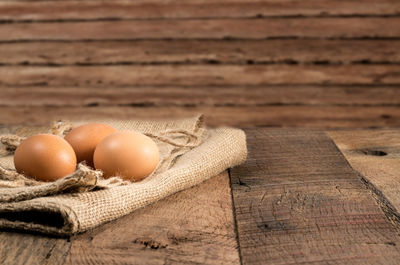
65, 171, 239, 265
0, 231, 70, 265
1, 0, 400, 263
0, 105, 399, 128
1, 65, 400, 87
2, 86, 400, 107
230, 129, 400, 264
1, 40, 399, 65
1, 18, 400, 41
1, 0, 400, 21
328, 129, 400, 219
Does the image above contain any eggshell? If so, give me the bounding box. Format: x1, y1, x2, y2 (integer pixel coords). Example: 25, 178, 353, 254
64, 123, 116, 167
14, 134, 77, 182
93, 131, 159, 181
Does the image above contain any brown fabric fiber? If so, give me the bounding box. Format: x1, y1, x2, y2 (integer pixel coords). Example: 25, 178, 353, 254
0, 115, 247, 236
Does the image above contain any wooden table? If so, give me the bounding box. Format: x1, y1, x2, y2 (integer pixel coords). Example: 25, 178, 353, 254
1, 128, 400, 264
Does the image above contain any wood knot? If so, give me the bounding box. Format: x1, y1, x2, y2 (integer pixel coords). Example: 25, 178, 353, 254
360, 149, 387, 156
132, 237, 168, 250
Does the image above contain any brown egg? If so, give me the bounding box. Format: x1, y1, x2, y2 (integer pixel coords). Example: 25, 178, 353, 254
64, 123, 116, 167
14, 134, 77, 182
93, 131, 159, 181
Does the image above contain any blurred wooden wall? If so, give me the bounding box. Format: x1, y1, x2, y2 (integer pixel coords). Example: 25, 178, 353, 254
0, 0, 400, 128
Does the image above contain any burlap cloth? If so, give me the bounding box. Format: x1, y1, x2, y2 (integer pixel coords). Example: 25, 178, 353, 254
0, 115, 247, 236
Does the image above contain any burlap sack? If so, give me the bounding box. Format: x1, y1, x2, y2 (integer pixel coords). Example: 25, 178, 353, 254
0, 115, 247, 236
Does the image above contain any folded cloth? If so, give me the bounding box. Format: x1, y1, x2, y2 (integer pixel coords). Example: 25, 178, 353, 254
0, 115, 247, 236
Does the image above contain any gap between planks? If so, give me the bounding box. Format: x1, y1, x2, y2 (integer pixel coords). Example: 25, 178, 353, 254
0, 105, 400, 128
1, 65, 400, 86
2, 86, 400, 107
0, 40, 399, 66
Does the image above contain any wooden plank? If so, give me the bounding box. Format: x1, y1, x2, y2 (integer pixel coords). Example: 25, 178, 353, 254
328, 129, 400, 218
1, 0, 400, 21
1, 86, 400, 107
1, 40, 399, 65
230, 129, 400, 264
1, 65, 400, 87
1, 18, 400, 41
0, 105, 399, 128
0, 231, 70, 265
64, 171, 239, 265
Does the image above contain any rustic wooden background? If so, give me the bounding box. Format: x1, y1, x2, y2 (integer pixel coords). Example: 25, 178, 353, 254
1, 0, 400, 128
2, 1, 400, 264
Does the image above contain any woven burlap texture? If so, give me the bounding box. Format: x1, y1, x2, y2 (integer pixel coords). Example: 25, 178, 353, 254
0, 115, 247, 235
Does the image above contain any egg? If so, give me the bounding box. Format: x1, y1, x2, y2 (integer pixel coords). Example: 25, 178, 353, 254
64, 123, 116, 167
14, 134, 77, 182
93, 131, 159, 181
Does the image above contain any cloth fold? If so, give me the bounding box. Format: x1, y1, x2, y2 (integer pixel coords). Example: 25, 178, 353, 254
0, 115, 247, 236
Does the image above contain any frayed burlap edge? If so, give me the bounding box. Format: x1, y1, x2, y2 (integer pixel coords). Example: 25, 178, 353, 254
0, 164, 101, 202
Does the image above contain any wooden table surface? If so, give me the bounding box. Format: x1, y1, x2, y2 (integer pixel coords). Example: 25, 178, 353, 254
1, 0, 400, 264
2, 128, 400, 265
